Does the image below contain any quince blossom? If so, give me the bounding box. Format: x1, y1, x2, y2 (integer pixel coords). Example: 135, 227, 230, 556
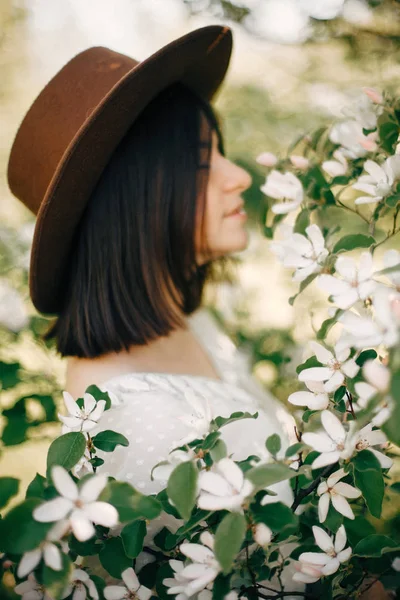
260, 170, 304, 214
269, 224, 328, 282
175, 389, 213, 446
317, 252, 376, 309
290, 155, 309, 170
253, 523, 273, 547
322, 150, 348, 178
346, 423, 393, 469
298, 341, 359, 393
256, 151, 278, 167
341, 92, 383, 130
197, 457, 254, 512
352, 156, 400, 205
33, 466, 118, 542
59, 391, 106, 433
293, 525, 351, 583
14, 573, 53, 600
337, 288, 400, 350
164, 532, 221, 597
302, 410, 350, 468
17, 519, 69, 578
317, 468, 361, 522
104, 567, 152, 600
61, 568, 98, 600
329, 120, 377, 159
288, 380, 329, 411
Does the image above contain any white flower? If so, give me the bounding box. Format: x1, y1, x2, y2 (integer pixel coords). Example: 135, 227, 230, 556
382, 249, 400, 289
322, 150, 348, 178
253, 523, 273, 547
293, 525, 352, 583
164, 532, 221, 597
33, 466, 118, 541
354, 360, 392, 426
317, 252, 376, 310
260, 170, 304, 214
104, 567, 152, 600
290, 155, 309, 170
61, 568, 98, 600
288, 380, 330, 410
14, 573, 53, 600
341, 92, 382, 130
302, 410, 350, 469
17, 519, 70, 578
59, 391, 106, 433
329, 120, 377, 159
72, 450, 94, 479
352, 156, 400, 205
298, 341, 359, 393
346, 423, 393, 469
317, 468, 361, 522
256, 151, 278, 167
270, 224, 328, 282
337, 288, 400, 350
197, 457, 254, 512
0, 279, 29, 332
175, 389, 213, 446
152, 448, 196, 482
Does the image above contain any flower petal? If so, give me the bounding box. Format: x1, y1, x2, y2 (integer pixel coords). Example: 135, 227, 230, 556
298, 367, 333, 382
309, 342, 333, 364
121, 568, 140, 592
52, 465, 78, 501
179, 543, 215, 564
321, 410, 346, 444
312, 526, 334, 553
17, 548, 42, 578
136, 585, 153, 600
62, 391, 80, 417
43, 543, 63, 571
369, 448, 393, 469
70, 509, 96, 542
324, 371, 344, 393
311, 451, 341, 469
334, 525, 347, 553
334, 482, 362, 499
215, 458, 243, 492
83, 502, 119, 527
331, 495, 355, 520
302, 432, 337, 453
83, 393, 97, 414
299, 551, 330, 566
89, 400, 106, 422
104, 586, 129, 600
33, 497, 73, 522
198, 472, 232, 497
318, 494, 330, 523
79, 474, 108, 503
321, 557, 340, 575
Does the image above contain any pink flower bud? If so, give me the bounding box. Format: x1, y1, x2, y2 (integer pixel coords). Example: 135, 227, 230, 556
359, 133, 378, 152
362, 87, 384, 105
290, 155, 309, 170
256, 152, 278, 167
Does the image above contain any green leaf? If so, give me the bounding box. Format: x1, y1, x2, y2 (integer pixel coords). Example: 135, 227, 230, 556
0, 498, 52, 553
302, 409, 319, 423
296, 355, 323, 374
382, 397, 400, 445
379, 121, 399, 153
289, 273, 318, 306
42, 553, 72, 600
68, 535, 103, 556
46, 432, 86, 477
332, 234, 375, 254
99, 536, 131, 578
385, 194, 400, 208
91, 430, 129, 452
316, 311, 343, 340
202, 431, 221, 451
353, 535, 400, 557
246, 463, 299, 492
293, 209, 310, 235
334, 386, 346, 403
214, 512, 246, 574
210, 439, 228, 462
212, 573, 232, 600
355, 349, 377, 367
251, 501, 299, 538
212, 411, 259, 429
0, 477, 19, 510
121, 520, 147, 558
167, 461, 198, 520
285, 442, 305, 457
0, 361, 21, 389
353, 451, 384, 518
26, 473, 47, 499
265, 434, 281, 456
84, 385, 113, 410
100, 481, 162, 522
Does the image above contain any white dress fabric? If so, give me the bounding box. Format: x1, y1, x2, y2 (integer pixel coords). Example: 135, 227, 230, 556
83, 308, 302, 596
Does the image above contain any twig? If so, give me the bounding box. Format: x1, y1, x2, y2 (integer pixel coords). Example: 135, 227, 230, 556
291, 463, 337, 511
345, 390, 356, 420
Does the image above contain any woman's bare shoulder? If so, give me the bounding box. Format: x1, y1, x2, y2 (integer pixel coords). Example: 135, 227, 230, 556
64, 356, 136, 399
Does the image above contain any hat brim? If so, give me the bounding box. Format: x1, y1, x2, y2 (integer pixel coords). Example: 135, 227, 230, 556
30, 25, 232, 314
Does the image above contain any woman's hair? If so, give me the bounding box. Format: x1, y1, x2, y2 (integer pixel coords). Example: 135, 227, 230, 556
41, 82, 229, 358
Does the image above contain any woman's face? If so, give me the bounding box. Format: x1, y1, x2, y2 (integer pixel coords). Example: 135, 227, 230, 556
196, 122, 253, 264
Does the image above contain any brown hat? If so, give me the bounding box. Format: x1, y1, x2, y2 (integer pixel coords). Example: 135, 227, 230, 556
7, 25, 233, 315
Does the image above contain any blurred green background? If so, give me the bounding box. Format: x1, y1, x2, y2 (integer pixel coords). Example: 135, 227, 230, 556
1, 0, 400, 564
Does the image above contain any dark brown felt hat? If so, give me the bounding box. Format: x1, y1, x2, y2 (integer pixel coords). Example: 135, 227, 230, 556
7, 25, 233, 315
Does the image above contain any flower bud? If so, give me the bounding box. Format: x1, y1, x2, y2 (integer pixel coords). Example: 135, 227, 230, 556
256, 151, 278, 167
362, 87, 384, 105
290, 155, 309, 170
253, 522, 273, 547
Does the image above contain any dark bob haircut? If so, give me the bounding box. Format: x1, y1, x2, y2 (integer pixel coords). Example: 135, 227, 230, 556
42, 81, 229, 358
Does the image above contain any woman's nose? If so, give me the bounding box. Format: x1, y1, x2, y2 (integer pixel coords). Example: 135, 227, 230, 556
227, 163, 252, 193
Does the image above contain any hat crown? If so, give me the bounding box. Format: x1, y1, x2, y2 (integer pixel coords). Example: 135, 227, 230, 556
7, 46, 138, 215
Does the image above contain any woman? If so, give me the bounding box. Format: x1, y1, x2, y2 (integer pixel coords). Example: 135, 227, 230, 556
7, 25, 300, 596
